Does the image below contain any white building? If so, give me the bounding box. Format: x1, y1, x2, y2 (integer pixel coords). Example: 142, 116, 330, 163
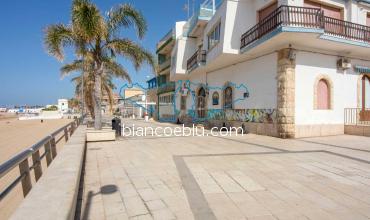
58, 99, 69, 114
154, 0, 370, 138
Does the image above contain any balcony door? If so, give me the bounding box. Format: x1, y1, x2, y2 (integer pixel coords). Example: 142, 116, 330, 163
304, 0, 342, 19
258, 2, 278, 21
257, 2, 278, 38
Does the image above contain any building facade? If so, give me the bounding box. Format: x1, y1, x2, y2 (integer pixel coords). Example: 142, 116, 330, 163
153, 0, 370, 138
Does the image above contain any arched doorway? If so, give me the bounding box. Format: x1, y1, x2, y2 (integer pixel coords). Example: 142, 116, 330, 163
197, 87, 207, 118
223, 86, 233, 109
360, 75, 370, 121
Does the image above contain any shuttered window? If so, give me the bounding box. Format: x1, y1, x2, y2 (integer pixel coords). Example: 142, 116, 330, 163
317, 79, 330, 110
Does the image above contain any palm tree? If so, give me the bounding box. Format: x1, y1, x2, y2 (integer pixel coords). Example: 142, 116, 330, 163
69, 66, 118, 117
44, 0, 155, 129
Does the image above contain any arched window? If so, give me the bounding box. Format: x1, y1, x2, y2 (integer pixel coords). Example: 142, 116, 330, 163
212, 92, 219, 105
317, 79, 330, 109
224, 87, 233, 109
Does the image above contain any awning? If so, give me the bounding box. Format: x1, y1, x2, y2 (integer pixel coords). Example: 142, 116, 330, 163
354, 65, 370, 73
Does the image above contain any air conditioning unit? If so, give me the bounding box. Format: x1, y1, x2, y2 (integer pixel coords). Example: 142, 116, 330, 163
337, 58, 352, 69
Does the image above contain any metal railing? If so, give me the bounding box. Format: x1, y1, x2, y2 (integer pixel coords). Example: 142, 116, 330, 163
0, 117, 83, 201
240, 5, 370, 50
324, 16, 370, 42
344, 108, 370, 125
187, 49, 207, 71
157, 82, 176, 94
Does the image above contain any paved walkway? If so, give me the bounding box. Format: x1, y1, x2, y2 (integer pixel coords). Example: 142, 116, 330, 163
81, 120, 370, 220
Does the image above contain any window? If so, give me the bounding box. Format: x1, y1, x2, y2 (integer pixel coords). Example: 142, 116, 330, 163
181, 96, 187, 110
317, 79, 330, 109
367, 13, 370, 26
208, 22, 221, 50
223, 87, 233, 109
212, 92, 219, 105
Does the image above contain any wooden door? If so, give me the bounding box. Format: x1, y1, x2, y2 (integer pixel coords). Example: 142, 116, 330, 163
304, 0, 341, 19
258, 2, 278, 21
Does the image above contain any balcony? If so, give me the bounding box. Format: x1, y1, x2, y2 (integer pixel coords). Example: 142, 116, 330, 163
156, 29, 175, 54
240, 5, 370, 50
186, 49, 207, 72
157, 82, 176, 95
147, 77, 157, 90
158, 57, 171, 73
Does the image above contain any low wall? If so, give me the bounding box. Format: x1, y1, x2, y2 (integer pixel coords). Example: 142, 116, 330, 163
344, 125, 370, 137
295, 124, 344, 138
10, 126, 86, 220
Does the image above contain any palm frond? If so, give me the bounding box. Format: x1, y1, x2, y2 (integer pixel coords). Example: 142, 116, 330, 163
102, 58, 131, 82
44, 24, 73, 61
106, 39, 155, 72
60, 60, 84, 77
72, 0, 106, 41
107, 4, 147, 39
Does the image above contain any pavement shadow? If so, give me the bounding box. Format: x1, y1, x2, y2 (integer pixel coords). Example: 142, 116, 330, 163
80, 184, 118, 220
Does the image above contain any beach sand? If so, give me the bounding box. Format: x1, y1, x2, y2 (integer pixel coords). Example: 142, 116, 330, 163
0, 118, 72, 219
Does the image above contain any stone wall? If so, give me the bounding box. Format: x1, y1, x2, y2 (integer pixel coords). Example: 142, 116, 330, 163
276, 49, 296, 138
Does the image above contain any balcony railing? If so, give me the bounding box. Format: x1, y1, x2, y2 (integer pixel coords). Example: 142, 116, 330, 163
240, 5, 370, 50
157, 82, 176, 94
324, 17, 370, 42
344, 108, 370, 125
187, 49, 207, 71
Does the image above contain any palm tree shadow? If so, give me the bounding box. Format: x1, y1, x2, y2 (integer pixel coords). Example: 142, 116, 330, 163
80, 184, 118, 220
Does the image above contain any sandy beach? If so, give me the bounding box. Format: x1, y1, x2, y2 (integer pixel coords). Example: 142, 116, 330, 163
0, 118, 72, 219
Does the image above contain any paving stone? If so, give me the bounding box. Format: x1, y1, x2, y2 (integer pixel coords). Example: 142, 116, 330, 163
146, 199, 167, 211
124, 196, 149, 217
81, 120, 370, 220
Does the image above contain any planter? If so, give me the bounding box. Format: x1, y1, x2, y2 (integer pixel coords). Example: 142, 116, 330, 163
86, 128, 116, 142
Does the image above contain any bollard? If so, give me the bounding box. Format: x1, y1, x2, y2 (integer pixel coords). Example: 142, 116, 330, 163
31, 150, 42, 181
19, 159, 32, 197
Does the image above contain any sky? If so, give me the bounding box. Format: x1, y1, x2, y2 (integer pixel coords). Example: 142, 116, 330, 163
0, 0, 202, 107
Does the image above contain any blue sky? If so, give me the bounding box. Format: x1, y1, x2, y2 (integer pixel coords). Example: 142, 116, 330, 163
0, 0, 201, 106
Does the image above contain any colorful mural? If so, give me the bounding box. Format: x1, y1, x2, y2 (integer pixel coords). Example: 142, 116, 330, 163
119, 82, 276, 124
207, 109, 276, 123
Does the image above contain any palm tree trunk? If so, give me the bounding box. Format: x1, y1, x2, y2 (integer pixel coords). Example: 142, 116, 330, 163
93, 68, 103, 130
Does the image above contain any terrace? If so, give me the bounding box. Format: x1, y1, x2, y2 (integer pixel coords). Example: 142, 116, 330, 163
183, 0, 217, 37
240, 5, 370, 53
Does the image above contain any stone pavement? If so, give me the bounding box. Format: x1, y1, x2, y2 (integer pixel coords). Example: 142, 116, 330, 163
80, 119, 370, 220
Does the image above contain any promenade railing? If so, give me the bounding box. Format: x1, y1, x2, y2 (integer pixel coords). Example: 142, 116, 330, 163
0, 116, 83, 201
